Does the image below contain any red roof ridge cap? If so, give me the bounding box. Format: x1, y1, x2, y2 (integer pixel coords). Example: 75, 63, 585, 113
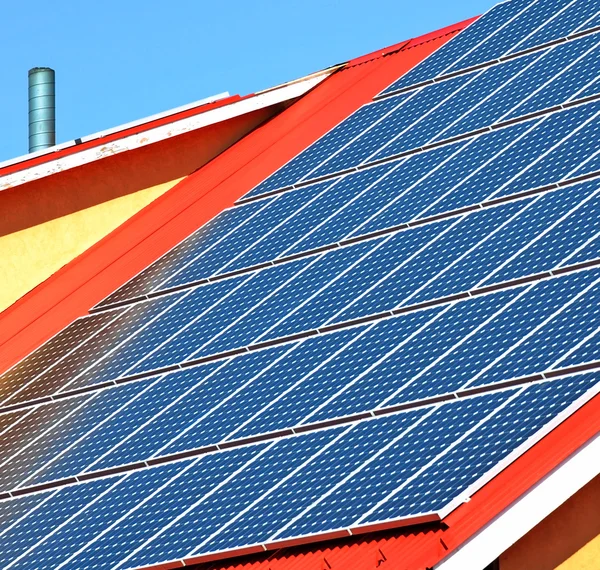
345, 15, 479, 68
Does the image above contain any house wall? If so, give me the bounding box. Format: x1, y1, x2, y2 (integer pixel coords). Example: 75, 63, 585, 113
0, 177, 180, 313
500, 474, 600, 570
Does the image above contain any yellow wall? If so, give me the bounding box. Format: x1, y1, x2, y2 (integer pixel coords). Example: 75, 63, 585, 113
0, 178, 181, 313
500, 474, 600, 570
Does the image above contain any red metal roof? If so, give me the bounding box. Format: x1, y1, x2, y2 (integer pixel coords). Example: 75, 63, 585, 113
5, 15, 595, 570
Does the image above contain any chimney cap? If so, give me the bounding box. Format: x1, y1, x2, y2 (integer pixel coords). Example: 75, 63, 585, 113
28, 67, 54, 75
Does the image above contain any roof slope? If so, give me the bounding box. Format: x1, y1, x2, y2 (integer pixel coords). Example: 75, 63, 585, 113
0, 1, 599, 569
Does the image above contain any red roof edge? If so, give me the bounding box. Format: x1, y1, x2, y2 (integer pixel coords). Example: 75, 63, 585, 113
346, 16, 478, 67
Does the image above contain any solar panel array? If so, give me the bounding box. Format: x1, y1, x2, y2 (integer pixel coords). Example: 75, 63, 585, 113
0, 0, 599, 568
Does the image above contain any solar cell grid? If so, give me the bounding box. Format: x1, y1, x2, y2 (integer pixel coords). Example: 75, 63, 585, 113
0, 311, 120, 407
587, 11, 600, 28
1, 176, 598, 423
9, 462, 187, 570
246, 95, 405, 198
439, 33, 600, 138
0, 268, 595, 498
448, 0, 577, 73
157, 182, 330, 291
129, 259, 311, 375
381, 0, 599, 98
1, 294, 179, 408
559, 328, 600, 367
0, 396, 90, 477
380, 0, 531, 95
6, 380, 156, 494
366, 63, 599, 168
309, 72, 473, 179
2, 0, 600, 567
514, 1, 600, 51
95, 199, 271, 310
364, 372, 599, 522
77, 277, 247, 386
0, 368, 597, 568
82, 100, 600, 313
220, 166, 394, 274
240, 63, 597, 210
0, 477, 117, 569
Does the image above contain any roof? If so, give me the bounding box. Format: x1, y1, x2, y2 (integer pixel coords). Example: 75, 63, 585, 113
0, 1, 599, 569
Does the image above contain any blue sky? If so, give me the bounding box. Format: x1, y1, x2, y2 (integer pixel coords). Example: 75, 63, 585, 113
0, 0, 497, 162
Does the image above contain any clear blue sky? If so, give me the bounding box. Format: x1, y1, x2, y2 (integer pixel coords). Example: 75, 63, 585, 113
0, 0, 497, 162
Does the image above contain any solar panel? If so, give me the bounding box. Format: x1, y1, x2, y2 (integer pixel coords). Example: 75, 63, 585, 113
0, 0, 599, 567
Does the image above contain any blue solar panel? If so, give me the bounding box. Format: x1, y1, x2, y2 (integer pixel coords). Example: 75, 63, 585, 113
160, 183, 329, 288
1, 370, 596, 568
381, 0, 599, 98
1, 0, 599, 567
28, 371, 209, 486
448, 0, 575, 73
0, 477, 116, 568
0, 270, 592, 499
380, 0, 531, 94
246, 95, 405, 198
221, 166, 394, 273
0, 380, 151, 494
441, 34, 600, 138
309, 73, 473, 178
515, 0, 600, 51
0, 311, 119, 406
96, 199, 271, 309
363, 372, 598, 521
5, 294, 179, 406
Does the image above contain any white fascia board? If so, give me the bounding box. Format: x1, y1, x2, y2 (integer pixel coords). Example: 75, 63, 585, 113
0, 92, 230, 172
78, 92, 231, 143
0, 73, 328, 192
435, 430, 600, 570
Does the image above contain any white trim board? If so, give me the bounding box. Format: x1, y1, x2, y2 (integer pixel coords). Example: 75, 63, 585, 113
0, 92, 230, 172
0, 74, 328, 192
436, 430, 600, 570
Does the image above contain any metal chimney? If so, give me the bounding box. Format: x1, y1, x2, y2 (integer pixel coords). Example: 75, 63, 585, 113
28, 67, 55, 153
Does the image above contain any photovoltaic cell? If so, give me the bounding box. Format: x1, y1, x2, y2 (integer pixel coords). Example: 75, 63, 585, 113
76, 278, 246, 385
221, 166, 394, 273
0, 477, 117, 568
440, 34, 600, 138
246, 95, 405, 199
514, 0, 600, 51
6, 462, 187, 570
2, 294, 180, 407
95, 199, 270, 310
0, 370, 597, 567
0, 380, 154, 494
309, 73, 472, 178
363, 372, 599, 523
380, 0, 530, 95
2, 0, 600, 567
0, 311, 120, 407
447, 0, 576, 73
